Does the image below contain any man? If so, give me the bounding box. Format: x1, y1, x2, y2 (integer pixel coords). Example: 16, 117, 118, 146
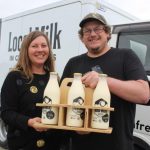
61, 13, 149, 150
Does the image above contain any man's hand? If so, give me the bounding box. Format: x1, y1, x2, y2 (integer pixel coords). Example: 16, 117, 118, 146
82, 71, 99, 89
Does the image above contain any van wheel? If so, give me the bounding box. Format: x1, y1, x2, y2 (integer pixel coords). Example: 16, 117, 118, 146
134, 136, 150, 150
0, 118, 8, 149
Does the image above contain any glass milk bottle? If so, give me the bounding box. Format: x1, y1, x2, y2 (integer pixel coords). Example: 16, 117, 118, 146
66, 73, 85, 127
91, 74, 111, 129
41, 72, 60, 124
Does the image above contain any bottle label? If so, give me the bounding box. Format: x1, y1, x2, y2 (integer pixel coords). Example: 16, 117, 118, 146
67, 96, 84, 121
43, 96, 52, 104
72, 96, 84, 120
42, 107, 55, 120
72, 96, 84, 105
93, 98, 109, 123
94, 98, 108, 106
72, 108, 84, 120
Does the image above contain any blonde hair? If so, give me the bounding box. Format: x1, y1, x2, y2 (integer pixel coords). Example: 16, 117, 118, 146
13, 31, 54, 80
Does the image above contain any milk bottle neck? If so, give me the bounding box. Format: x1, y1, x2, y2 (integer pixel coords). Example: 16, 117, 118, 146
50, 72, 57, 78
72, 73, 82, 83
48, 72, 58, 82
74, 74, 81, 80
98, 74, 108, 87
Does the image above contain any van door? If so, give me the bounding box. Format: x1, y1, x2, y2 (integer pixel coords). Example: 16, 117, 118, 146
112, 22, 150, 150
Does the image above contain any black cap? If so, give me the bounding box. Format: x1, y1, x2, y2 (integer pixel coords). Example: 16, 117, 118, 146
79, 13, 107, 27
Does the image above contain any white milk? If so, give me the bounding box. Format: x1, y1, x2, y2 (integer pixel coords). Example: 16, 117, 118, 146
66, 73, 85, 127
91, 74, 111, 129
41, 72, 60, 124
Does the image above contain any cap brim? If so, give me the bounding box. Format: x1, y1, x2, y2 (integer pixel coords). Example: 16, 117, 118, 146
79, 18, 105, 27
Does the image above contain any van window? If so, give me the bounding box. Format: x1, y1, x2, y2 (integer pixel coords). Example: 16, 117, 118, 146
117, 32, 150, 75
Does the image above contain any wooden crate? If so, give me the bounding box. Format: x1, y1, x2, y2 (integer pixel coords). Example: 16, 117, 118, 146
35, 78, 114, 134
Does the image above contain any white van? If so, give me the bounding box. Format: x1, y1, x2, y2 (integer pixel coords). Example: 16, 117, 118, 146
111, 22, 150, 150
0, 0, 149, 149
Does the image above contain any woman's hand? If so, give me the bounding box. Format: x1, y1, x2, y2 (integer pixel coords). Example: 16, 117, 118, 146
28, 117, 48, 132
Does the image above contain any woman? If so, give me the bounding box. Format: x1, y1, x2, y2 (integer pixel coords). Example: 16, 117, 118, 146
1, 31, 62, 150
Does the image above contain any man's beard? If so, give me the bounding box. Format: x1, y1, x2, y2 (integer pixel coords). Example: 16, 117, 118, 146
90, 47, 101, 54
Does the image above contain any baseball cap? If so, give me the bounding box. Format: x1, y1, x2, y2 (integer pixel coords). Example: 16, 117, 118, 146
79, 13, 108, 27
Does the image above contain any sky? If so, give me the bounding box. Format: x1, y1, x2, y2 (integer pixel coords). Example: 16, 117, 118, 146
0, 0, 150, 20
